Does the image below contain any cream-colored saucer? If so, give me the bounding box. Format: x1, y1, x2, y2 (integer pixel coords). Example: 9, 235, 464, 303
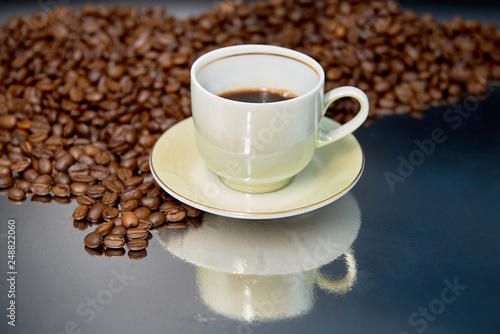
150, 117, 364, 219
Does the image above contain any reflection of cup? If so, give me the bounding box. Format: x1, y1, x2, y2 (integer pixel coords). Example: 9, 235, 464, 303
157, 193, 361, 321
191, 44, 369, 193
195, 251, 356, 322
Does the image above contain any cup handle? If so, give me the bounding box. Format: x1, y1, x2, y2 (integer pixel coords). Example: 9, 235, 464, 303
316, 86, 369, 147
315, 248, 357, 295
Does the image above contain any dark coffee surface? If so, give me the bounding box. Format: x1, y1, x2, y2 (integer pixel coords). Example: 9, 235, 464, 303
219, 89, 296, 103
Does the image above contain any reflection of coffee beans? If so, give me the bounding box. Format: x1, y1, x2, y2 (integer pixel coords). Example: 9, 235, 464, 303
126, 239, 148, 251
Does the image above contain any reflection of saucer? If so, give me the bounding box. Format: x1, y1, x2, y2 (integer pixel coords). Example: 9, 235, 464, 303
157, 193, 361, 275
150, 117, 364, 219
157, 193, 361, 322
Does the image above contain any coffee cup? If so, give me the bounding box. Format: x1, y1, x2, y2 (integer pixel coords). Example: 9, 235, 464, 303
190, 44, 369, 193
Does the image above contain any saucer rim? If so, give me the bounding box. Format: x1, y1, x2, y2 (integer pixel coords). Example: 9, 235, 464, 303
150, 117, 365, 220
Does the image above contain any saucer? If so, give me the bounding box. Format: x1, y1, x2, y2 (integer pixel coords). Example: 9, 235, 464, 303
150, 117, 364, 219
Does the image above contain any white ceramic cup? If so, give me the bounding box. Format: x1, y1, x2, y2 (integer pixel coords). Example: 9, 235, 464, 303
191, 44, 369, 193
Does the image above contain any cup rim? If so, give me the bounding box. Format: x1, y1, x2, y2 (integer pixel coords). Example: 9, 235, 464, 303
190, 44, 325, 105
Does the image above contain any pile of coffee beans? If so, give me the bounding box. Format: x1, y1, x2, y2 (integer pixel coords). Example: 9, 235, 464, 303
0, 0, 499, 256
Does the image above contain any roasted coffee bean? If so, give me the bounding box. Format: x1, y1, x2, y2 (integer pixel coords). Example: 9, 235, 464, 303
146, 187, 162, 198
84, 232, 103, 249
34, 174, 52, 185
116, 168, 133, 182
95, 151, 112, 165
70, 182, 88, 196
38, 158, 52, 174
14, 179, 31, 192
8, 186, 26, 200
53, 172, 71, 185
76, 195, 96, 206
0, 166, 11, 175
90, 165, 109, 181
87, 184, 106, 198
102, 191, 118, 206
95, 220, 115, 236
182, 203, 201, 217
120, 199, 139, 213
137, 218, 153, 230
159, 200, 180, 213
78, 154, 95, 166
126, 239, 148, 251
0, 174, 13, 188
124, 176, 144, 187
83, 144, 101, 157
103, 206, 119, 221
54, 153, 74, 172
138, 181, 154, 193
52, 184, 70, 197
122, 211, 139, 228
160, 192, 171, 202
0, 114, 17, 130
104, 178, 125, 193
140, 196, 160, 210
103, 235, 126, 249
31, 182, 52, 196
137, 157, 150, 172
120, 158, 137, 170
126, 228, 148, 240
23, 168, 39, 182
120, 188, 143, 202
113, 216, 123, 227
73, 205, 89, 220
148, 212, 166, 227
133, 207, 152, 220
71, 174, 97, 184
107, 161, 120, 175
166, 207, 187, 222
87, 202, 107, 223
11, 159, 31, 173
0, 158, 11, 167
68, 163, 89, 177
110, 225, 127, 236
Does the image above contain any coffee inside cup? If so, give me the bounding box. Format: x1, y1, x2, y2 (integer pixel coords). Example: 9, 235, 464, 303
218, 87, 297, 103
